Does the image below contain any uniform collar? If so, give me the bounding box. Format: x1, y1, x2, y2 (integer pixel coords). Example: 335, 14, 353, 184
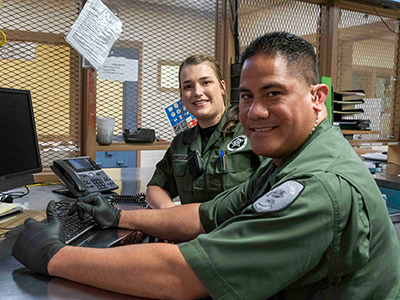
278, 118, 331, 170
182, 124, 200, 145
181, 105, 236, 145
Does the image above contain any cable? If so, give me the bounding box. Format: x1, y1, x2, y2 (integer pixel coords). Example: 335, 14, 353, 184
0, 186, 30, 199
0, 183, 59, 202
371, 6, 400, 37
228, 0, 235, 21
27, 182, 59, 187
227, 0, 239, 42
231, 0, 240, 63
0, 182, 59, 200
383, 161, 400, 169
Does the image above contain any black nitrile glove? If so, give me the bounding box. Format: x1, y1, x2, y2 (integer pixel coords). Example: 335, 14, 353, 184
12, 200, 66, 275
69, 193, 120, 228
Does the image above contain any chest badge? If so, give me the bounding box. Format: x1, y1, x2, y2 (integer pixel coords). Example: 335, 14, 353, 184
227, 135, 247, 152
252, 180, 304, 213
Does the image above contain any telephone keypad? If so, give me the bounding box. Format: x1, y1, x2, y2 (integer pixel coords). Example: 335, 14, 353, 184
91, 178, 108, 190
79, 170, 118, 193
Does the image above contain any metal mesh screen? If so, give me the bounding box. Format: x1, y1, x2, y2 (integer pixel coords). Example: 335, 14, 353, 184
96, 0, 224, 143
335, 9, 399, 140
3, 0, 399, 169
0, 0, 80, 167
237, 0, 321, 58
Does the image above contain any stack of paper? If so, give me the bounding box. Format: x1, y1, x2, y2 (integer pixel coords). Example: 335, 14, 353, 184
0, 202, 20, 217
333, 90, 365, 117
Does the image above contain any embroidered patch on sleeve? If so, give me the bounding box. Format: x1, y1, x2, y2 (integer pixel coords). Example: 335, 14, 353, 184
252, 180, 304, 213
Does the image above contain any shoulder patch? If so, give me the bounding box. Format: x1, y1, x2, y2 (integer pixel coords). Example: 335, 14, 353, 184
252, 180, 304, 213
227, 135, 248, 152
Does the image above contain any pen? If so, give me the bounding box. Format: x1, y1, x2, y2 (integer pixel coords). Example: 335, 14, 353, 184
223, 153, 226, 171
220, 150, 226, 171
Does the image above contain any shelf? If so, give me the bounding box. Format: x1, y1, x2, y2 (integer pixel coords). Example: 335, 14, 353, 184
348, 140, 399, 147
94, 141, 171, 152
341, 130, 380, 134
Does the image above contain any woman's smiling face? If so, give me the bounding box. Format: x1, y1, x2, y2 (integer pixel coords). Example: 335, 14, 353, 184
180, 62, 226, 128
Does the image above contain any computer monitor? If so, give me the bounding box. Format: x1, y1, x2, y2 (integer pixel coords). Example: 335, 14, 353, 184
0, 87, 42, 192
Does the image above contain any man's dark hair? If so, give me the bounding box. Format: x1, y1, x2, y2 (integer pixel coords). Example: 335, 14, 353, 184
240, 31, 319, 85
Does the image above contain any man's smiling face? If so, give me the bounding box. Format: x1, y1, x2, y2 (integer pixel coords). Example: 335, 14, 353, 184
239, 54, 318, 165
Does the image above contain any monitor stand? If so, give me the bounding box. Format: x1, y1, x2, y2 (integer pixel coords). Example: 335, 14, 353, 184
0, 174, 34, 192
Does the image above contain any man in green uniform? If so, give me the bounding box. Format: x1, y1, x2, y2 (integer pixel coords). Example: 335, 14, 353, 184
13, 32, 400, 299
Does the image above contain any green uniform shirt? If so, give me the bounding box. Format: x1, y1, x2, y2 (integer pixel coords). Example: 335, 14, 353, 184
147, 111, 262, 204
179, 119, 400, 300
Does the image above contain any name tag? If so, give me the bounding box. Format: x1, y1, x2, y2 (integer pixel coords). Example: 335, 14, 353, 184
171, 154, 187, 161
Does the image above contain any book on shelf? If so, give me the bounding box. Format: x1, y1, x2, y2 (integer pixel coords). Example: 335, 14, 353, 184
337, 90, 365, 96
341, 104, 363, 111
333, 99, 364, 105
333, 109, 364, 114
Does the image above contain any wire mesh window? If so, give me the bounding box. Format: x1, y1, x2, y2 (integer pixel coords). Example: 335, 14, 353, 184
335, 9, 399, 140
237, 0, 321, 58
2, 0, 400, 171
0, 0, 81, 167
96, 0, 224, 143
237, 0, 400, 142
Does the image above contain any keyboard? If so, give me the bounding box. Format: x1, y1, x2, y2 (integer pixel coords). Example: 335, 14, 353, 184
107, 193, 147, 206
42, 200, 96, 245
43, 193, 147, 244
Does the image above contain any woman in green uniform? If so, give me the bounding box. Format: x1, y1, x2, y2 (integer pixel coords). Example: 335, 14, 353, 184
146, 55, 262, 208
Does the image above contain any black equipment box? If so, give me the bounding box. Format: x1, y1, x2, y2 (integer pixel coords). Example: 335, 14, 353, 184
123, 128, 156, 143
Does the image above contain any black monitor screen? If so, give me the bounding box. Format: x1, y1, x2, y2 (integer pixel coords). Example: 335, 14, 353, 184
0, 88, 42, 191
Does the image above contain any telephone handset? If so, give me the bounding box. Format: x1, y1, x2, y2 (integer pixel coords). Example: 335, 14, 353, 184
51, 156, 118, 198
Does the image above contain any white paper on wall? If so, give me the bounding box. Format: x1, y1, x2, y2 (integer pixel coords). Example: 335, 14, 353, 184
66, 0, 122, 70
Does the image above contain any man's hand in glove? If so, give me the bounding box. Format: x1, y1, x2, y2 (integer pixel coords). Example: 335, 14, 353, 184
69, 193, 120, 228
12, 200, 66, 275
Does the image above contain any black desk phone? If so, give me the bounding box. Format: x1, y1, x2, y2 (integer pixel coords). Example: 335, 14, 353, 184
51, 156, 118, 197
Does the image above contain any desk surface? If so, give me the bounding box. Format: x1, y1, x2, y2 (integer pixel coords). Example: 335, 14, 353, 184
0, 167, 155, 300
